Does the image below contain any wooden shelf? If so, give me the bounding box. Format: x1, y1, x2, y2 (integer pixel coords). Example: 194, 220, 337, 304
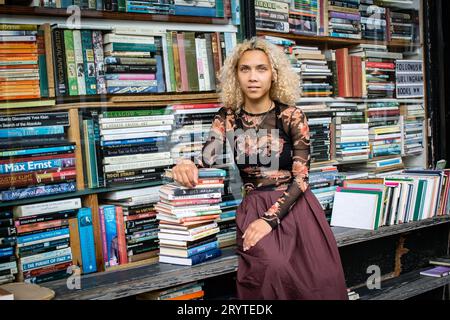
43, 216, 450, 300
355, 267, 450, 300
0, 5, 229, 25
257, 30, 422, 49
0, 92, 220, 114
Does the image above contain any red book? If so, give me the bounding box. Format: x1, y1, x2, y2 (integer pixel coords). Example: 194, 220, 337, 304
115, 206, 128, 265
336, 48, 352, 98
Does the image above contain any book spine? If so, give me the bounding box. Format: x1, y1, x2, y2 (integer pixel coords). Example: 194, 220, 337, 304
0, 169, 76, 189
91, 31, 107, 92
81, 30, 97, 95
115, 206, 128, 265
103, 205, 118, 267
52, 29, 68, 96
17, 227, 70, 245
71, 31, 87, 97
36, 28, 48, 98
0, 158, 76, 174
63, 29, 78, 96
0, 182, 76, 201
165, 31, 176, 92
22, 254, 72, 272
190, 248, 221, 265
78, 208, 97, 274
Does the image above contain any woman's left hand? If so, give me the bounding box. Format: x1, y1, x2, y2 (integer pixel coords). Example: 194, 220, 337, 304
242, 219, 272, 251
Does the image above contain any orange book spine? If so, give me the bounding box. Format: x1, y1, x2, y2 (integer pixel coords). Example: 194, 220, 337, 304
167, 290, 205, 300
16, 219, 69, 234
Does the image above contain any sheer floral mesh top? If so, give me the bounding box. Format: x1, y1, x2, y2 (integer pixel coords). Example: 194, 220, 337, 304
196, 101, 311, 229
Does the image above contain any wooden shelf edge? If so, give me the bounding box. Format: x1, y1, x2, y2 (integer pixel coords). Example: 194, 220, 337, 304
334, 216, 450, 247
0, 5, 229, 25
357, 267, 450, 300
45, 247, 239, 300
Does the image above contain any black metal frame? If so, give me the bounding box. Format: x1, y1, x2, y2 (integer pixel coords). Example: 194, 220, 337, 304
423, 0, 450, 167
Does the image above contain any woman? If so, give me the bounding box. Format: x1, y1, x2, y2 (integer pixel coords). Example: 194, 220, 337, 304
171, 37, 348, 300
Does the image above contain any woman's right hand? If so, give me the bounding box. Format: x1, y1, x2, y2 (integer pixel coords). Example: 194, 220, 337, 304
172, 159, 199, 188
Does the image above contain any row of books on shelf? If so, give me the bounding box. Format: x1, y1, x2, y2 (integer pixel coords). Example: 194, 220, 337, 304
0, 22, 237, 104
256, 0, 419, 42
0, 101, 425, 202
331, 169, 450, 230
4, 165, 450, 286
0, 167, 242, 285
262, 35, 423, 99
3, 0, 240, 22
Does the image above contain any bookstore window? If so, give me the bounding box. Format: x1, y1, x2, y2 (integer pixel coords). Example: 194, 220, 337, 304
0, 0, 449, 302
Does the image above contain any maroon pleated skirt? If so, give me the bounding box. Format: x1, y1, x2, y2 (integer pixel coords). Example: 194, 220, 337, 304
235, 188, 348, 300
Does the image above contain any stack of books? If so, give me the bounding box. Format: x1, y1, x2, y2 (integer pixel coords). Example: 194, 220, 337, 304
327, 0, 362, 39
156, 168, 226, 266
13, 198, 83, 284
169, 103, 222, 164
306, 109, 334, 162
334, 105, 370, 162
288, 0, 320, 35
309, 165, 339, 222
349, 44, 402, 99
101, 185, 161, 267
291, 46, 333, 98
365, 102, 402, 159
0, 23, 47, 102
400, 103, 425, 156
0, 210, 17, 285
255, 0, 290, 33
97, 108, 173, 187
103, 30, 165, 94
216, 198, 241, 248
0, 112, 77, 201
360, 0, 388, 41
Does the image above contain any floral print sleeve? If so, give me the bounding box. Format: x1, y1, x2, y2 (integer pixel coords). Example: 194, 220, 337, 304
262, 108, 311, 229
194, 107, 229, 168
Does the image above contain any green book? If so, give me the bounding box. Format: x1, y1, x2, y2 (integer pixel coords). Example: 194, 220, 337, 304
100, 108, 168, 118
81, 30, 97, 95
63, 29, 78, 96
183, 32, 199, 92
413, 180, 425, 221
166, 31, 176, 92
104, 43, 157, 52
215, 0, 224, 17
37, 28, 49, 98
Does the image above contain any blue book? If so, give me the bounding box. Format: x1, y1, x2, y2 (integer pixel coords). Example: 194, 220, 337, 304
0, 158, 76, 174
0, 145, 75, 158
198, 168, 227, 178
22, 254, 72, 272
155, 53, 166, 93
160, 247, 221, 265
0, 182, 76, 201
78, 208, 97, 274
102, 205, 118, 268
0, 126, 65, 138
187, 240, 219, 257
18, 227, 70, 245
101, 136, 166, 147
173, 5, 216, 17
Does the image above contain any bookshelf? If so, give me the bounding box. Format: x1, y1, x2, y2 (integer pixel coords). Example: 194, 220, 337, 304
0, 0, 449, 301
42, 215, 450, 300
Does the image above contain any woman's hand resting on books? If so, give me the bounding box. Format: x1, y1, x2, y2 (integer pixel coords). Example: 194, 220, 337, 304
172, 159, 199, 188
242, 219, 272, 252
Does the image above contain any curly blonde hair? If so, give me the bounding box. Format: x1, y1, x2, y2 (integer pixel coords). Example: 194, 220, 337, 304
218, 36, 300, 111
